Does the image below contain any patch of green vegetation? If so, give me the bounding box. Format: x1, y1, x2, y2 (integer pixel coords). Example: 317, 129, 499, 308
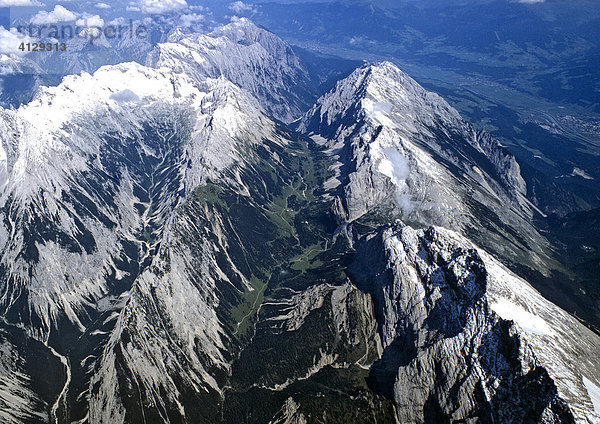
174, 128, 391, 421
184, 130, 336, 344
141, 228, 153, 243
230, 276, 268, 338
290, 243, 327, 272
193, 184, 226, 207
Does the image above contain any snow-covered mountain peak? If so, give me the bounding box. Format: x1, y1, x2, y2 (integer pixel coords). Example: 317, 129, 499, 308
210, 18, 265, 41
299, 61, 463, 137
165, 18, 268, 44
4, 59, 268, 169
1, 62, 196, 190
149, 20, 316, 123
299, 61, 545, 273
211, 18, 298, 60
0, 55, 280, 341
24, 62, 194, 126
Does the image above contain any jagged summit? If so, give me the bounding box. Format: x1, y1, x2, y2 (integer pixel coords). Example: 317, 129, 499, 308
352, 222, 600, 423
299, 61, 462, 138
211, 18, 285, 49
0, 58, 274, 340
148, 18, 317, 123
298, 59, 548, 273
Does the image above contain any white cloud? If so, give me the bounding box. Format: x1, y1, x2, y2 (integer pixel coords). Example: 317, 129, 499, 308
95, 2, 111, 9
180, 13, 204, 27
76, 13, 104, 28
76, 14, 104, 39
0, 0, 43, 6
108, 17, 126, 26
30, 5, 77, 25
0, 27, 34, 56
134, 0, 188, 14
228, 1, 256, 14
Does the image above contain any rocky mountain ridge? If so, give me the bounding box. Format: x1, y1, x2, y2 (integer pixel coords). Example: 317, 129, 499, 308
0, 19, 598, 424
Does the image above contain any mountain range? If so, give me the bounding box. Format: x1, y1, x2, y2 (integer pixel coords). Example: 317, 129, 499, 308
0, 18, 599, 424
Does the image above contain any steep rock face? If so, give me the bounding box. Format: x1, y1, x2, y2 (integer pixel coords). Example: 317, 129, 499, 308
147, 18, 318, 123
351, 223, 600, 423
298, 62, 548, 272
0, 326, 63, 424
0, 49, 382, 422
0, 60, 289, 422
0, 61, 270, 341
1, 20, 599, 424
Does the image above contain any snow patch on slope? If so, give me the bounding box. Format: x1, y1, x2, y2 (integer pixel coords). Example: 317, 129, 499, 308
583, 377, 600, 415
490, 299, 553, 336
